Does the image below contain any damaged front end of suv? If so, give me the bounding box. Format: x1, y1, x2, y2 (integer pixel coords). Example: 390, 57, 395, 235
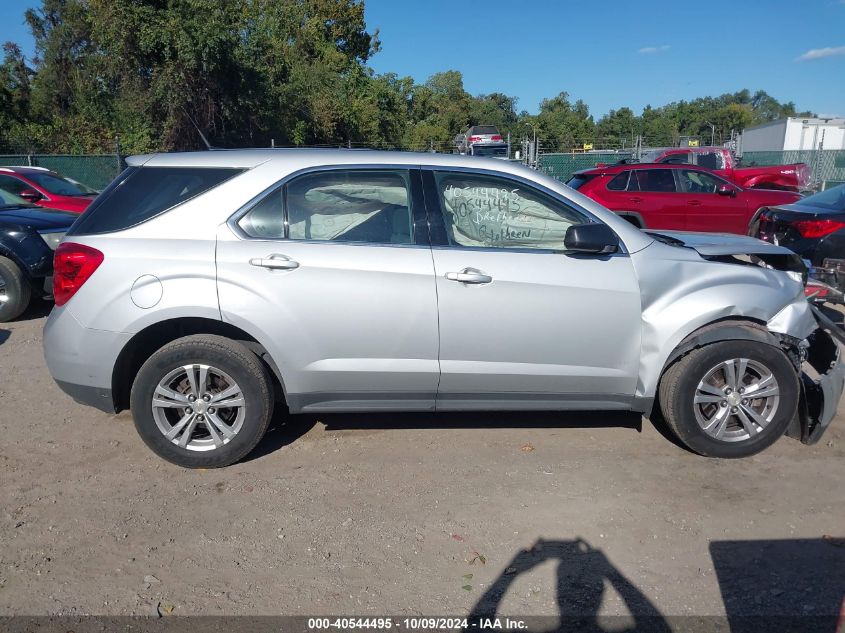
635, 230, 845, 450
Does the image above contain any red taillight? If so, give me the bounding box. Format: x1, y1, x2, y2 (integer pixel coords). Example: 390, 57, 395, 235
792, 219, 845, 239
805, 283, 829, 298
491, 135, 502, 141
53, 242, 104, 306
467, 136, 482, 143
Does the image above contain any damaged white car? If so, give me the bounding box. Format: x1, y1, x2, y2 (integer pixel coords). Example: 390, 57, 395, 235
43, 150, 844, 467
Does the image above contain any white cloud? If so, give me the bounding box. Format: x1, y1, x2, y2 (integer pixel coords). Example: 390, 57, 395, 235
795, 45, 845, 61
638, 45, 670, 54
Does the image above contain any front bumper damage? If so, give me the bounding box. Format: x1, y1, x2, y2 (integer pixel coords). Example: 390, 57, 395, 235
787, 306, 845, 444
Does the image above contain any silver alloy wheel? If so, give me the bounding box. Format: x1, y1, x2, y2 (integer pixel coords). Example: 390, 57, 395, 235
0, 272, 7, 304
693, 358, 780, 442
151, 364, 246, 452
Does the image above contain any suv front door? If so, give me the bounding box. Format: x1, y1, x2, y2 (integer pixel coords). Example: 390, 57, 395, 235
216, 168, 440, 412
422, 169, 642, 410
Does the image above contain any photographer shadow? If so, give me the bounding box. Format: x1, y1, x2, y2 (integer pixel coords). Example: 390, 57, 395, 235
467, 538, 671, 633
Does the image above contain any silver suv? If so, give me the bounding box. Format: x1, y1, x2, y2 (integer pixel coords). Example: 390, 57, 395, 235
43, 150, 844, 467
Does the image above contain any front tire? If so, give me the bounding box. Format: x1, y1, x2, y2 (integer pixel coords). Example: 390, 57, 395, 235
130, 334, 273, 468
0, 256, 32, 322
659, 340, 799, 458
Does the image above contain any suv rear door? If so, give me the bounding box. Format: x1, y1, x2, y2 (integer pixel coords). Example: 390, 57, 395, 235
216, 167, 440, 412
627, 168, 687, 230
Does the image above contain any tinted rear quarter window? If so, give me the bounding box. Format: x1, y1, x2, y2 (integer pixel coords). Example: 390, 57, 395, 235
606, 172, 629, 191
68, 166, 242, 235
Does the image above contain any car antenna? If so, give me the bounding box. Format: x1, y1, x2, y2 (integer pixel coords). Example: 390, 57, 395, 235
181, 108, 216, 150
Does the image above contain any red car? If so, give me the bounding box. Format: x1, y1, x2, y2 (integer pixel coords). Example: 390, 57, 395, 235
641, 147, 810, 192
567, 163, 802, 234
0, 166, 98, 213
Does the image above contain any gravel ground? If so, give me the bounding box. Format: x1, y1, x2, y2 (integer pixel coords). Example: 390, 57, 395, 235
1, 302, 844, 625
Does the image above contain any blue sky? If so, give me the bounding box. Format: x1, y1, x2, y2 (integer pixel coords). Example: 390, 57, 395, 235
2, 0, 843, 118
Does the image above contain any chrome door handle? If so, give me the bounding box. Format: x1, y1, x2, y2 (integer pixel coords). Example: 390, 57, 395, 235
445, 269, 492, 284
249, 254, 300, 270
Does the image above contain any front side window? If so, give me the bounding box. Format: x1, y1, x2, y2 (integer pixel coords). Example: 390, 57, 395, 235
433, 171, 589, 250
678, 169, 724, 194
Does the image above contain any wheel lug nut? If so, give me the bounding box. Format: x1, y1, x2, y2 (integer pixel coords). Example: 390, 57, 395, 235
185, 407, 192, 414
731, 407, 738, 413
208, 407, 215, 414
741, 399, 748, 405
720, 400, 727, 407
197, 415, 204, 421
203, 394, 211, 402
738, 387, 745, 394
725, 388, 732, 395
188, 395, 196, 402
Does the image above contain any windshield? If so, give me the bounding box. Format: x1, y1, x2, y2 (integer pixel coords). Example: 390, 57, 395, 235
793, 184, 845, 212
0, 188, 32, 208
26, 172, 97, 196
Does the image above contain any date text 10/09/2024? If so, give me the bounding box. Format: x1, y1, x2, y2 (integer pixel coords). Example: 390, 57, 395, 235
307, 618, 529, 630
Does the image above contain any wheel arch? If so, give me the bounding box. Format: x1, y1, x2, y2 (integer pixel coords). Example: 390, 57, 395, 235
111, 317, 287, 412
646, 317, 788, 419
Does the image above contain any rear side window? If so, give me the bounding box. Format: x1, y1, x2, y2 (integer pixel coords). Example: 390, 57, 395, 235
68, 166, 241, 235
631, 169, 677, 193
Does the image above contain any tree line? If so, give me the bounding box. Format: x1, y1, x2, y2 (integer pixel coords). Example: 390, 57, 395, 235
0, 0, 814, 156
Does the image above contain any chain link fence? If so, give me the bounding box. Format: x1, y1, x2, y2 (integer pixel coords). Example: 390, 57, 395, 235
0, 154, 123, 191
537, 153, 632, 182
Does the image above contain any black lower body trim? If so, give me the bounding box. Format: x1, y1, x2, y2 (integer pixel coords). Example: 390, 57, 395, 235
55, 380, 116, 414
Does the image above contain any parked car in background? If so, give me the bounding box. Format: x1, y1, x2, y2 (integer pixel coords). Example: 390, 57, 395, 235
640, 147, 810, 192
0, 189, 75, 321
43, 150, 841, 468
751, 184, 845, 292
0, 166, 98, 213
567, 163, 802, 234
456, 125, 503, 150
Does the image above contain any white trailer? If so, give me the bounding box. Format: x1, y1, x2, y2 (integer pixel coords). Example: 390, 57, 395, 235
739, 117, 845, 153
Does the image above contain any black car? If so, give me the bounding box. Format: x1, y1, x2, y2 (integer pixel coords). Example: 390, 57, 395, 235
0, 189, 77, 322
751, 184, 845, 292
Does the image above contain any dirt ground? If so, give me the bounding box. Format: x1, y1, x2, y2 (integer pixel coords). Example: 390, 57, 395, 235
1, 301, 844, 625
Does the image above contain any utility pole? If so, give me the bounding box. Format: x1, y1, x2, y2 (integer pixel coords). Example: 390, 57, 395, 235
704, 121, 715, 146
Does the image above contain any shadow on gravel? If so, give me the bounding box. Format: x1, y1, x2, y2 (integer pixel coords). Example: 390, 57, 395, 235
0, 329, 9, 346
246, 409, 644, 462
466, 538, 671, 633
710, 538, 845, 633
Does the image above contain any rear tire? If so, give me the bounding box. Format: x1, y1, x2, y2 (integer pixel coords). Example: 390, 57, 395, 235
659, 340, 799, 458
130, 334, 273, 468
0, 256, 31, 323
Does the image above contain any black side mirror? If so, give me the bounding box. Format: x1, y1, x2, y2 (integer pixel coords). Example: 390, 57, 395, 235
564, 223, 620, 255
19, 188, 43, 202
717, 184, 736, 197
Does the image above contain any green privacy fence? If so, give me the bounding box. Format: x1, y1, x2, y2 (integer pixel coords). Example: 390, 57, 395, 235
740, 150, 845, 189
538, 152, 632, 182
0, 154, 122, 191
